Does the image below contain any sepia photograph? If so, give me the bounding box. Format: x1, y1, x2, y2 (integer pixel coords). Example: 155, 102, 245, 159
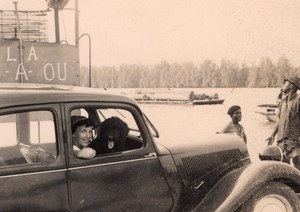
0, 0, 300, 211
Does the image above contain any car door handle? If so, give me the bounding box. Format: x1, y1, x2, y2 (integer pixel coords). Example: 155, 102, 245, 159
144, 152, 157, 158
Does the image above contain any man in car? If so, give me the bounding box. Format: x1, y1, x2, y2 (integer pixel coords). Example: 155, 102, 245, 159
266, 76, 300, 169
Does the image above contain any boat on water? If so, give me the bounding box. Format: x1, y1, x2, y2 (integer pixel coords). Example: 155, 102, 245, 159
136, 98, 225, 105
255, 104, 278, 122
135, 91, 224, 105
189, 91, 224, 105
192, 99, 225, 105
136, 99, 189, 104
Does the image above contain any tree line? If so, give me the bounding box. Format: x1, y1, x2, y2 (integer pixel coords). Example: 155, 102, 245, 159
80, 55, 300, 88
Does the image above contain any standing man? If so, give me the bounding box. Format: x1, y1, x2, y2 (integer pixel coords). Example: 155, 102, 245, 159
266, 76, 300, 169
222, 105, 247, 144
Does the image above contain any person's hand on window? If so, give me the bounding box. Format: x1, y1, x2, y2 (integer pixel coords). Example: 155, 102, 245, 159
77, 147, 96, 159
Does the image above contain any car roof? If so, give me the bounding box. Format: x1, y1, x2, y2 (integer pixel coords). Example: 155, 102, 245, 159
0, 83, 138, 108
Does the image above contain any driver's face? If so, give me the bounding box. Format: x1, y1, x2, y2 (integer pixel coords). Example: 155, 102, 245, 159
73, 125, 93, 148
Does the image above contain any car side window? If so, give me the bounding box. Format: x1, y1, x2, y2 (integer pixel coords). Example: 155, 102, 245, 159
91, 108, 144, 155
70, 107, 144, 157
0, 110, 57, 166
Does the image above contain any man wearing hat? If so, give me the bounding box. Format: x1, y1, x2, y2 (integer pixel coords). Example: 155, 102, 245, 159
221, 105, 247, 144
266, 76, 300, 169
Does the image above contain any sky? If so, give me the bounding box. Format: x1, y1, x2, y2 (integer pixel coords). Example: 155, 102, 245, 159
2, 0, 300, 67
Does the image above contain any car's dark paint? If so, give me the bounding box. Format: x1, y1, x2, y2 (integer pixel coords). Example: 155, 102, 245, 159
216, 161, 300, 211
0, 84, 137, 108
194, 161, 300, 212
64, 101, 173, 211
69, 158, 173, 211
155, 135, 251, 211
193, 165, 248, 211
1, 172, 69, 211
157, 133, 248, 155
0, 83, 299, 211
0, 103, 69, 211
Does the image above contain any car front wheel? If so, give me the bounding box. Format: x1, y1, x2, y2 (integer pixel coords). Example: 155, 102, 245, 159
243, 182, 300, 212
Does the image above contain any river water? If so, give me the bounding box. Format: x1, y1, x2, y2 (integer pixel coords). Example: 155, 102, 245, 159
115, 87, 281, 163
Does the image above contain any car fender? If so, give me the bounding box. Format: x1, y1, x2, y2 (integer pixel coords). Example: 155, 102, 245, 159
193, 161, 300, 212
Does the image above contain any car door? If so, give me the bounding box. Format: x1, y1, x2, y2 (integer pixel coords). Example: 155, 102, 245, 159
0, 104, 69, 211
65, 102, 173, 212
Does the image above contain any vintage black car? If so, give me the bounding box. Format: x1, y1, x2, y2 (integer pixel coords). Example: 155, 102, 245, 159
0, 83, 299, 212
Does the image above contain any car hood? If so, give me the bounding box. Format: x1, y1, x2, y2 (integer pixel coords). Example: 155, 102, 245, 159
155, 133, 248, 157
154, 133, 250, 194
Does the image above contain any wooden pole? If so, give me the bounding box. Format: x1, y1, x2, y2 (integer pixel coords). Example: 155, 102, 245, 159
75, 0, 79, 45
54, 1, 60, 43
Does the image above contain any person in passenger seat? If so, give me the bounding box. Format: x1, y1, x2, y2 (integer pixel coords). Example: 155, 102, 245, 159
71, 116, 96, 159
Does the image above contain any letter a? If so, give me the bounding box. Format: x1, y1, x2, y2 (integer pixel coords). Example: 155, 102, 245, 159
27, 46, 38, 61
15, 63, 29, 80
